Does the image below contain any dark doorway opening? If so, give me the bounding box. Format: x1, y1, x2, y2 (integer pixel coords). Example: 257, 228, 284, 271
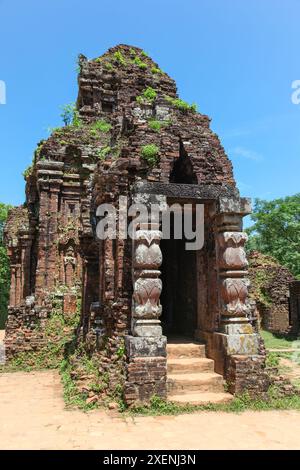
160, 225, 197, 338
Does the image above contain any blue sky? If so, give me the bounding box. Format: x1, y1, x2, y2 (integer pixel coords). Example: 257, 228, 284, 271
0, 0, 299, 217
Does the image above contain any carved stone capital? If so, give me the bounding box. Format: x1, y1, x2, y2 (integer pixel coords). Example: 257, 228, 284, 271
217, 231, 248, 270
221, 278, 250, 317
133, 277, 162, 319
134, 229, 162, 269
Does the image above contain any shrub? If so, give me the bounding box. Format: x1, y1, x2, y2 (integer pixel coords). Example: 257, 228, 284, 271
143, 87, 157, 101
22, 165, 33, 180
60, 103, 82, 127
113, 51, 126, 66
165, 96, 197, 113
97, 146, 111, 160
136, 87, 157, 105
141, 144, 159, 166
91, 120, 111, 133
60, 103, 75, 126
105, 62, 113, 71
148, 119, 170, 132
72, 109, 81, 127
151, 66, 163, 74
132, 56, 147, 69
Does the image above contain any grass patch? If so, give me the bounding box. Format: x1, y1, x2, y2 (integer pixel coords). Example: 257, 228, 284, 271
90, 120, 111, 134
126, 387, 300, 416
132, 56, 147, 69
148, 119, 170, 132
60, 358, 99, 411
261, 330, 295, 350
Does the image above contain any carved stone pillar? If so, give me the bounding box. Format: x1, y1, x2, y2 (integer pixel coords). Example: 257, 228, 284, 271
217, 231, 251, 333
125, 192, 167, 405
132, 221, 163, 337
208, 197, 270, 395
215, 198, 259, 355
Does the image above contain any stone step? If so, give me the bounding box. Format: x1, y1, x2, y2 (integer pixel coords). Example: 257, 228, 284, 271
167, 357, 214, 374
168, 391, 233, 406
167, 372, 225, 394
167, 342, 206, 359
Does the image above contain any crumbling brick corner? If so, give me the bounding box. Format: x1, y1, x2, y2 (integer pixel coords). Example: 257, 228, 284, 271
225, 354, 270, 396
124, 357, 167, 405
124, 336, 167, 405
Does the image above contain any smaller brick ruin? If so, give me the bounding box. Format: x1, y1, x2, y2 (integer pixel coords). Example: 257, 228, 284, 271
4, 44, 271, 404
248, 251, 298, 336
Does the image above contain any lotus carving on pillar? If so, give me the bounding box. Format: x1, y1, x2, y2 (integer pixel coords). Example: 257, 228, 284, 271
218, 232, 248, 270
221, 278, 249, 316
133, 277, 162, 318
134, 241, 162, 268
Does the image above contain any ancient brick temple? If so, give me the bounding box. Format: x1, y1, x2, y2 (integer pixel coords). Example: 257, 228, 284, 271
248, 252, 299, 336
4, 45, 269, 404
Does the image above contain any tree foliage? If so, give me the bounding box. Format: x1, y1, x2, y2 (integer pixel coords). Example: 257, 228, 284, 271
0, 203, 11, 328
246, 194, 300, 278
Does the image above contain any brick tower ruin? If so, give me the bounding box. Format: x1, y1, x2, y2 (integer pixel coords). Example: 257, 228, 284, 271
4, 45, 269, 404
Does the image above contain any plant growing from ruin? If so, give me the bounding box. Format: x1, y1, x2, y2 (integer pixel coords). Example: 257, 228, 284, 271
165, 95, 197, 113
60, 103, 76, 126
143, 87, 157, 101
75, 57, 82, 74
22, 164, 33, 180
96, 146, 111, 160
116, 341, 125, 359
104, 62, 113, 71
0, 290, 82, 372
132, 56, 147, 69
141, 144, 160, 167
60, 103, 82, 127
91, 119, 112, 134
148, 119, 170, 132
151, 66, 163, 74
148, 120, 162, 132
113, 51, 126, 66
136, 87, 157, 105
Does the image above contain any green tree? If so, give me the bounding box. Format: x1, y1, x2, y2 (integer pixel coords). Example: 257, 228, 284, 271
0, 203, 11, 328
247, 194, 300, 278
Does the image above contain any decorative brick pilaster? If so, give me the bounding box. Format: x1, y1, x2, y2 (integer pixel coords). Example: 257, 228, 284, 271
125, 193, 167, 405
212, 197, 268, 394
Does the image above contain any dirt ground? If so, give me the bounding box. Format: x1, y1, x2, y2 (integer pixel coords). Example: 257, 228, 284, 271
1, 330, 300, 450
0, 369, 299, 450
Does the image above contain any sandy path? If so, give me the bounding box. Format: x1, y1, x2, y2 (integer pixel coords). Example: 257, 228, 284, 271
0, 368, 300, 450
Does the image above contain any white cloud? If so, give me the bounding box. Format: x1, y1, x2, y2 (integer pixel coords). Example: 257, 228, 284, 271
229, 146, 263, 161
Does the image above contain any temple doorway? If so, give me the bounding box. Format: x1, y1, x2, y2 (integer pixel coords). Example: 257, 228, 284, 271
160, 231, 198, 338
